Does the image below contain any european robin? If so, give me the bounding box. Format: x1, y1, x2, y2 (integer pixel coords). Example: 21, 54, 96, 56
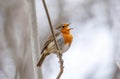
37, 23, 73, 67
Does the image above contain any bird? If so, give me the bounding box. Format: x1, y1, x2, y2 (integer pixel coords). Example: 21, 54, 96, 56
37, 23, 73, 67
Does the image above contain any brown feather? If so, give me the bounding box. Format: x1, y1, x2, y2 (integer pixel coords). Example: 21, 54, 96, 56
37, 53, 50, 67
40, 32, 60, 54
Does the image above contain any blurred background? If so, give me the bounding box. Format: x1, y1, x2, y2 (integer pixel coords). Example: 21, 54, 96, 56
0, 0, 120, 79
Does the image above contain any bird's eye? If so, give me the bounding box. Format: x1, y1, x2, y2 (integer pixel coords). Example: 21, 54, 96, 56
63, 26, 65, 28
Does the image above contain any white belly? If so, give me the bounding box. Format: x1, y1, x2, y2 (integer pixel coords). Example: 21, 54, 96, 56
61, 43, 69, 53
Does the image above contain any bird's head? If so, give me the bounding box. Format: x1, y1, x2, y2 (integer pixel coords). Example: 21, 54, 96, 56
56, 23, 73, 32
56, 23, 73, 45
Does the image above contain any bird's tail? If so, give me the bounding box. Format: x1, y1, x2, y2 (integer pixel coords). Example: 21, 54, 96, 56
37, 53, 49, 67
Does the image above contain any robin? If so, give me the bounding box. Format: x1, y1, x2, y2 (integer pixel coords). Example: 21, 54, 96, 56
37, 23, 73, 67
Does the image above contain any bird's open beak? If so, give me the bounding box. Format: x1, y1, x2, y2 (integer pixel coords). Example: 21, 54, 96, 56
64, 23, 70, 27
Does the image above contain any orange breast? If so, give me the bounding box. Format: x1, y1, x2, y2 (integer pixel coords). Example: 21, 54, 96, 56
62, 33, 73, 45
61, 28, 73, 45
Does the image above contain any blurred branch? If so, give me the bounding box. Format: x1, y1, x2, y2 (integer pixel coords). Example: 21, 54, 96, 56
26, 0, 42, 79
42, 0, 64, 79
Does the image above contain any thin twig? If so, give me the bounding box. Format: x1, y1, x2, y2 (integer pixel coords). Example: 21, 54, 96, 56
56, 53, 64, 79
42, 0, 64, 79
42, 0, 59, 50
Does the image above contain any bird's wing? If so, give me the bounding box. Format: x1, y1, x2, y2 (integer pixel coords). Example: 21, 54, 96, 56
40, 37, 52, 54
40, 32, 60, 54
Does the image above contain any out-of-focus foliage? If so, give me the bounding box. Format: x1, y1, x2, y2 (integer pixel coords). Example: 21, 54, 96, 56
0, 0, 42, 79
0, 0, 120, 79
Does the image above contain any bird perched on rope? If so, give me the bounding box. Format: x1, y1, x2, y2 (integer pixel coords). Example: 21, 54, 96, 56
37, 23, 73, 67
